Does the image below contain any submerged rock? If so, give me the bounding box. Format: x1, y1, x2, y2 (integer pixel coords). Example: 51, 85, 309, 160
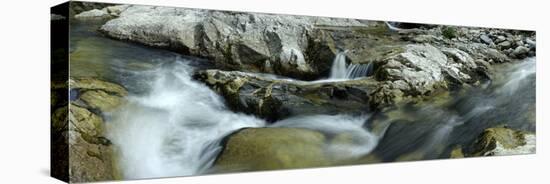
213, 128, 330, 172
194, 70, 376, 121
51, 78, 127, 182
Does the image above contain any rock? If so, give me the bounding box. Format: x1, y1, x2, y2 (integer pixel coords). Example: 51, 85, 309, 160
213, 128, 330, 172
376, 44, 482, 96
69, 78, 128, 97
496, 35, 506, 43
79, 90, 125, 112
511, 46, 530, 59
51, 78, 127, 182
455, 42, 510, 63
450, 146, 465, 158
75, 9, 110, 19
465, 127, 535, 156
70, 1, 113, 15
105, 5, 130, 16
68, 105, 115, 182
480, 34, 494, 45
100, 5, 370, 80
498, 40, 512, 49
194, 70, 376, 121
69, 77, 127, 112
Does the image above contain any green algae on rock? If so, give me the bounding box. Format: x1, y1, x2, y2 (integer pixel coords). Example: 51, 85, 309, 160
213, 128, 330, 172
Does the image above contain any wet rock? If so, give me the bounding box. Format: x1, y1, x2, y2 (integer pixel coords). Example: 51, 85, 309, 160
213, 128, 330, 172
52, 78, 127, 182
69, 78, 128, 97
68, 105, 115, 182
194, 70, 376, 121
69, 77, 127, 113
464, 127, 535, 157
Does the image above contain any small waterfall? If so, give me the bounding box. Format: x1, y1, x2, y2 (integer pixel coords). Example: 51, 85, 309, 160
346, 62, 374, 79
329, 52, 348, 79
329, 52, 373, 79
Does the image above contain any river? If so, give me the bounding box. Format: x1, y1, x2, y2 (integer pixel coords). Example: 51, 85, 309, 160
69, 20, 535, 179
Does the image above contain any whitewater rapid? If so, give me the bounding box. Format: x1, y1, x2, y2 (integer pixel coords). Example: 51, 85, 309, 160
106, 58, 379, 179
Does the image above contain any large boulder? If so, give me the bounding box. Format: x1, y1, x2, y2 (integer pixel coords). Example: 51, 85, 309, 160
213, 128, 330, 172
372, 43, 490, 108
194, 70, 376, 121
51, 78, 127, 182
100, 5, 371, 80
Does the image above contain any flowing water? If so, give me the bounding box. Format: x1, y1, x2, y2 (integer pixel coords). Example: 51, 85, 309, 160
329, 52, 374, 79
70, 20, 381, 179
70, 20, 535, 179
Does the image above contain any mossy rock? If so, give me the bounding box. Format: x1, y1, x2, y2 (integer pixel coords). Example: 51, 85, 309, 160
213, 128, 330, 172
67, 104, 115, 182
441, 26, 457, 39
467, 127, 535, 156
69, 77, 128, 97
80, 90, 125, 112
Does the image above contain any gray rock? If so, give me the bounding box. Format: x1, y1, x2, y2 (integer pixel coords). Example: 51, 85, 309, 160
376, 44, 480, 96
511, 46, 530, 58
105, 5, 130, 16
99, 5, 370, 79
480, 34, 494, 45
496, 35, 506, 43
498, 40, 512, 49
75, 9, 110, 19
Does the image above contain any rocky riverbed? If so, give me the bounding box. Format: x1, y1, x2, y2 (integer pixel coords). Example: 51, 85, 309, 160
52, 2, 536, 182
